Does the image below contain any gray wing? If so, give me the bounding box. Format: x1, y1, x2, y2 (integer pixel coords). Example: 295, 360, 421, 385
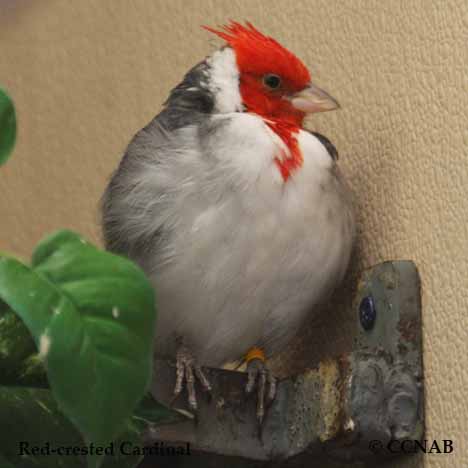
101, 60, 215, 263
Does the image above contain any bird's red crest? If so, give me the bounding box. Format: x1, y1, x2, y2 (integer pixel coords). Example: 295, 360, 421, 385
203, 21, 311, 92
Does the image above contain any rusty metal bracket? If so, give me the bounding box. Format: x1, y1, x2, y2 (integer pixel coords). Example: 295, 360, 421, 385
144, 261, 424, 467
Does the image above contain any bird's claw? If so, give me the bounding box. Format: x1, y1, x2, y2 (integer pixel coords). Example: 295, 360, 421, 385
245, 358, 276, 427
171, 345, 212, 414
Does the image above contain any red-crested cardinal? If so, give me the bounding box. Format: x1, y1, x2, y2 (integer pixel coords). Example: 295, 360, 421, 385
102, 22, 355, 424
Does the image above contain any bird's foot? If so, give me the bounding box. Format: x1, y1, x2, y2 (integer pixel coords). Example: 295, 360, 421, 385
171, 344, 212, 414
244, 347, 277, 427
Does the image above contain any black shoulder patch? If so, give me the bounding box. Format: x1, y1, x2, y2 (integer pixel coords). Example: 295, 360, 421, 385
308, 131, 339, 161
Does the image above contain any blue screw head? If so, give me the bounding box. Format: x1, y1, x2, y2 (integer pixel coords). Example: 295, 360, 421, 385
359, 295, 376, 330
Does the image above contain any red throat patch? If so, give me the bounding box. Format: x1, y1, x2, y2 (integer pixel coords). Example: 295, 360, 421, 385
266, 120, 302, 182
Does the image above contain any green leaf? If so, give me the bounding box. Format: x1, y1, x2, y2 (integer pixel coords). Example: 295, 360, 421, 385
133, 393, 187, 428
0, 88, 16, 165
0, 230, 157, 468
0, 299, 47, 387
0, 386, 143, 468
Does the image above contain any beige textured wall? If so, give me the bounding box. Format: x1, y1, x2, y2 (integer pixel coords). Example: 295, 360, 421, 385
1, 1, 467, 467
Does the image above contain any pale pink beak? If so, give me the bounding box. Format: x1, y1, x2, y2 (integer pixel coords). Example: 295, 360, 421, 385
290, 83, 340, 114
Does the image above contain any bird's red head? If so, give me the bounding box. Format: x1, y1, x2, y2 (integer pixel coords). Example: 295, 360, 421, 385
204, 22, 334, 127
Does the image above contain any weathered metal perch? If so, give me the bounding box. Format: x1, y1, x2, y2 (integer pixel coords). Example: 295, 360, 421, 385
144, 261, 424, 467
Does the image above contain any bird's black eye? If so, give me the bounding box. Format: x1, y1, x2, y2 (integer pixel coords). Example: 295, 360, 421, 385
263, 74, 281, 90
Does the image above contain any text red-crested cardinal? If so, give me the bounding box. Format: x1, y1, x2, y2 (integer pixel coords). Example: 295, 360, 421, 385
102, 22, 356, 425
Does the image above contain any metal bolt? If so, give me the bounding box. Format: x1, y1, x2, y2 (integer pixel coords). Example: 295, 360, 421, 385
359, 295, 376, 330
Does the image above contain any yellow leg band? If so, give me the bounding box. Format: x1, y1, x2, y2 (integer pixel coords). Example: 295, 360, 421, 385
245, 347, 265, 364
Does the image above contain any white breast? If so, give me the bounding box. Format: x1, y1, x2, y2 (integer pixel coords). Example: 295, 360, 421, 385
150, 113, 354, 366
